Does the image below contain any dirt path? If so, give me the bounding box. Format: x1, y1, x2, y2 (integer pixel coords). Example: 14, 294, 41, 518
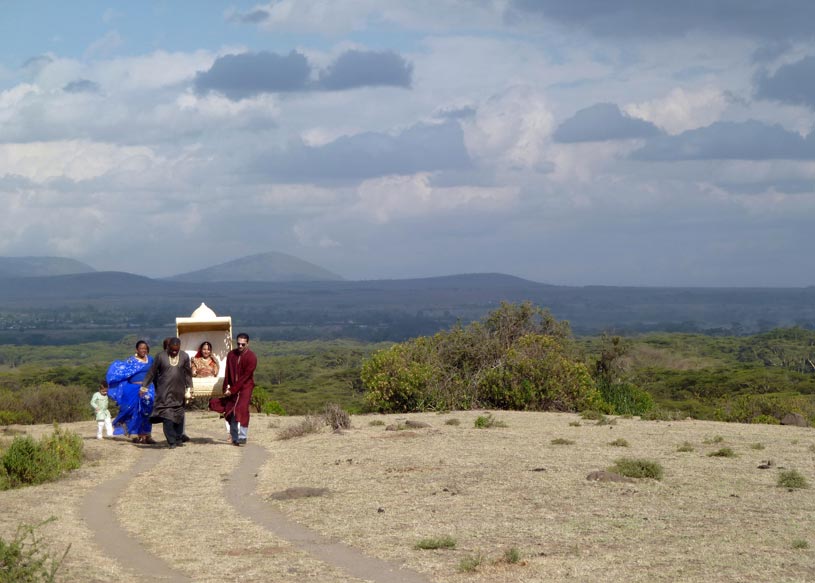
229, 442, 432, 583
79, 430, 432, 583
80, 447, 191, 582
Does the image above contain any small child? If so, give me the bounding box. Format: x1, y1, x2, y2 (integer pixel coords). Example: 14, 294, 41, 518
91, 380, 114, 440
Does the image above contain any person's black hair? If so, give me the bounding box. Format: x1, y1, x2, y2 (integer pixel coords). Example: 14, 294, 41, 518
199, 341, 212, 351
136, 340, 149, 353
162, 337, 172, 350
236, 333, 249, 342
168, 337, 181, 347
100, 379, 109, 389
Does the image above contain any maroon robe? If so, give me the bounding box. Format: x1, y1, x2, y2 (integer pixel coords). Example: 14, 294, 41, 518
209, 347, 257, 427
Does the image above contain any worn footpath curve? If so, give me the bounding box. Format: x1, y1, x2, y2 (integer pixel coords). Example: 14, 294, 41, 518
80, 447, 191, 582
81, 437, 432, 583
227, 441, 433, 583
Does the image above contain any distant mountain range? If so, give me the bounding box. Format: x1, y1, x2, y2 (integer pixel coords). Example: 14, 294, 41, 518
165, 251, 342, 283
1, 254, 815, 342
0, 256, 96, 278
0, 252, 342, 283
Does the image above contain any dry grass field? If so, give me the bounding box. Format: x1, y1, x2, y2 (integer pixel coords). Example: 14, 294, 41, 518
1, 410, 813, 582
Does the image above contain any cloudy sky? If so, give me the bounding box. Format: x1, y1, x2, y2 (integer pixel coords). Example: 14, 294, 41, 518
1, 1, 814, 286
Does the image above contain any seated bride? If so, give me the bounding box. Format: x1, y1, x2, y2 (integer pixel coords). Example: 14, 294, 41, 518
191, 341, 220, 379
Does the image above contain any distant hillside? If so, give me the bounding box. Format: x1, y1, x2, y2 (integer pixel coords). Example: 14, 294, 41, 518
0, 256, 95, 278
166, 252, 343, 283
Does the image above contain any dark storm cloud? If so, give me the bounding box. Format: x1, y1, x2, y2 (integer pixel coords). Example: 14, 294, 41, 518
507, 0, 815, 39
554, 103, 661, 142
254, 121, 471, 182
194, 51, 311, 99
632, 120, 815, 161
63, 79, 100, 93
754, 56, 815, 109
317, 50, 412, 90
194, 50, 412, 100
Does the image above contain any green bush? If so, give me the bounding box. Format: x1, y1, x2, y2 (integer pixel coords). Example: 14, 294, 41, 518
474, 413, 507, 429
0, 519, 68, 582
19, 384, 89, 424
707, 447, 737, 458
1, 426, 83, 490
598, 381, 654, 416
750, 414, 780, 425
415, 535, 456, 550
363, 302, 603, 413
778, 469, 809, 489
608, 457, 664, 480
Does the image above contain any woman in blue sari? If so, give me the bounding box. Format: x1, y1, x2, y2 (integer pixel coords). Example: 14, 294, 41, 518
106, 340, 156, 444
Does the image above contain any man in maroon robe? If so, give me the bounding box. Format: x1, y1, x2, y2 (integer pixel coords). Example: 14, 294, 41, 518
209, 332, 257, 446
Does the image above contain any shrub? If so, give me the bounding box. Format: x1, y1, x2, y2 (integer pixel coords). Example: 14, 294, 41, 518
580, 410, 604, 420
262, 400, 287, 416
19, 384, 89, 424
608, 438, 629, 447
415, 536, 456, 550
595, 415, 617, 426
41, 425, 83, 472
641, 408, 686, 421
750, 414, 779, 425
501, 547, 521, 564
1, 437, 61, 489
474, 414, 507, 429
368, 419, 386, 426
608, 457, 664, 480
458, 554, 484, 573
0, 519, 69, 582
444, 418, 460, 426
323, 403, 351, 431
362, 303, 603, 413
551, 438, 575, 445
708, 447, 737, 458
777, 470, 809, 489
792, 539, 809, 549
750, 443, 765, 450
703, 435, 725, 444
598, 381, 654, 416
676, 442, 694, 452
277, 416, 324, 440
568, 421, 581, 427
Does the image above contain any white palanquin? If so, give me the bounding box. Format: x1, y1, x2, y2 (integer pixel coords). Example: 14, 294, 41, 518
176, 303, 232, 398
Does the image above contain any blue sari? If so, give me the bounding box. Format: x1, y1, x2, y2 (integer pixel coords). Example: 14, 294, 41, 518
106, 355, 155, 436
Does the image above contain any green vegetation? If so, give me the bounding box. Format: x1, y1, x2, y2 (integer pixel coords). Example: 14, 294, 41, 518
0, 518, 68, 582
777, 470, 809, 490
1, 426, 83, 490
414, 536, 456, 550
2, 314, 815, 429
703, 435, 725, 444
457, 554, 484, 573
368, 419, 385, 426
550, 438, 575, 445
608, 438, 629, 447
444, 418, 460, 426
501, 547, 521, 564
362, 302, 603, 413
750, 442, 765, 450
707, 447, 737, 458
676, 441, 694, 452
792, 539, 809, 549
608, 458, 664, 480
474, 413, 507, 429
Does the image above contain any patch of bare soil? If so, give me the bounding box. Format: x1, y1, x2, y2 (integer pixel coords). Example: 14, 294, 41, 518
0, 411, 813, 582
